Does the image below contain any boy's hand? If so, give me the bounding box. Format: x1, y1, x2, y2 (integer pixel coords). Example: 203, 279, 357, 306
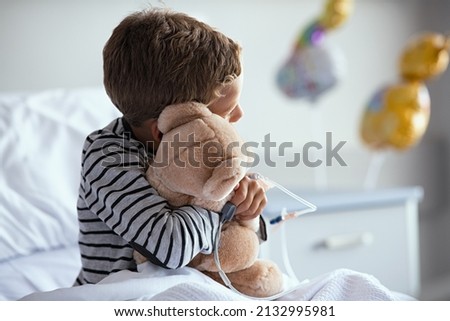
230, 175, 267, 221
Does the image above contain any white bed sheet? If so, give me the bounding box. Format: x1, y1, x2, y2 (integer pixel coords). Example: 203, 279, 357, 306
20, 260, 414, 301
0, 246, 81, 301
1, 244, 415, 301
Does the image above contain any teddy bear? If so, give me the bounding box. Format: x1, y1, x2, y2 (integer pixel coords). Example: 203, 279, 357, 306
134, 102, 284, 298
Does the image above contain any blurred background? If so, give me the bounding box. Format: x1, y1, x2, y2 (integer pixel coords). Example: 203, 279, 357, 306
1, 0, 449, 299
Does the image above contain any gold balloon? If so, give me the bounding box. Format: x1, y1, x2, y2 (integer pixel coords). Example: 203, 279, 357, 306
399, 33, 450, 81
319, 0, 353, 30
361, 81, 430, 150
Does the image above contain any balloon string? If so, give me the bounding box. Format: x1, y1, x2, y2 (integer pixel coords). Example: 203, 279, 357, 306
363, 151, 388, 190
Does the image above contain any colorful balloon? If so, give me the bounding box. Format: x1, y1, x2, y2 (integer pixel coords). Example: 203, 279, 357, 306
319, 0, 354, 30
276, 0, 353, 102
361, 33, 449, 151
360, 82, 430, 150
276, 44, 346, 102
400, 33, 450, 81
296, 21, 326, 48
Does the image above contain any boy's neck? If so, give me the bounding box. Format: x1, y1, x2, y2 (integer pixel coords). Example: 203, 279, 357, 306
130, 119, 160, 154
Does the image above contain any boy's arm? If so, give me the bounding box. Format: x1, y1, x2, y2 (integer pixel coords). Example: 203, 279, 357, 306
80, 134, 220, 269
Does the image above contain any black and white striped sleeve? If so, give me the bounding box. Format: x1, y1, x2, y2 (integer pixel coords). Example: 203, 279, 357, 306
80, 134, 221, 269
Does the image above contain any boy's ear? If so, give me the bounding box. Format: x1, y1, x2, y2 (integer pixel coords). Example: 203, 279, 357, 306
150, 119, 163, 143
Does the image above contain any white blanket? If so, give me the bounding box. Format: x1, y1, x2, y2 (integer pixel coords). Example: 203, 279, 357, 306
20, 263, 414, 301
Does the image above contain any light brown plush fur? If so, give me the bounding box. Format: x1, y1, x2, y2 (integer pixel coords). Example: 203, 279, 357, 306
134, 102, 283, 297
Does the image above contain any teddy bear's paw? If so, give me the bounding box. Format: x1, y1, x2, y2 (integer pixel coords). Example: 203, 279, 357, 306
215, 223, 260, 272
202, 157, 246, 201
221, 259, 285, 298
189, 223, 260, 273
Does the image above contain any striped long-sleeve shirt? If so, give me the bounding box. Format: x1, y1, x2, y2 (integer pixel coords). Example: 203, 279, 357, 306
74, 117, 221, 285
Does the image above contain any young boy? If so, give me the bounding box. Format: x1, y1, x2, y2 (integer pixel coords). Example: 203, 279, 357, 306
74, 8, 267, 285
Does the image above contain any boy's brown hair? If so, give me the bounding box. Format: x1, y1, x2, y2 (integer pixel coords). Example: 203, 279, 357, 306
103, 8, 242, 126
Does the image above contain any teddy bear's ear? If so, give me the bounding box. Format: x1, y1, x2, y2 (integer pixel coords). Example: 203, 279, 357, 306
158, 102, 212, 134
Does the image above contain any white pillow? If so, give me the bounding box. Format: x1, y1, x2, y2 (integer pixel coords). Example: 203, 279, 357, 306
0, 88, 121, 261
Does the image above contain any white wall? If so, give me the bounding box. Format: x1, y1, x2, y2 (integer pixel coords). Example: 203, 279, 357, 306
1, 0, 449, 298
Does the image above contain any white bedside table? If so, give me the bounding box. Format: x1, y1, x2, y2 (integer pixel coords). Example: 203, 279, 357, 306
260, 186, 423, 297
